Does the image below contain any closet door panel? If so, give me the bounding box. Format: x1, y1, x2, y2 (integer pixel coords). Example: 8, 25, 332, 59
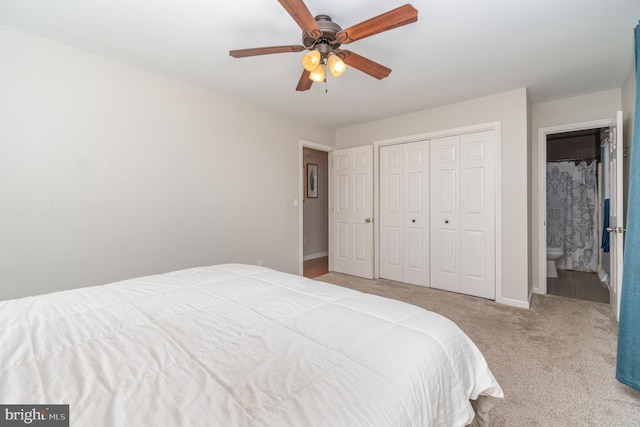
460, 131, 495, 299
406, 169, 423, 272
379, 146, 403, 281
439, 170, 457, 213
385, 227, 402, 266
465, 167, 485, 214
463, 230, 485, 278
403, 141, 429, 286
430, 136, 461, 292
439, 229, 458, 273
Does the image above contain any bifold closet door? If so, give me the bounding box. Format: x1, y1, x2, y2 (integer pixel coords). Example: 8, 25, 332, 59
430, 131, 495, 299
379, 141, 429, 286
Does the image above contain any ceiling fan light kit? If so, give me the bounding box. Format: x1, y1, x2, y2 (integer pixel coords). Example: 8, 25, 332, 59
302, 50, 321, 72
229, 1, 418, 91
327, 54, 346, 77
309, 63, 325, 83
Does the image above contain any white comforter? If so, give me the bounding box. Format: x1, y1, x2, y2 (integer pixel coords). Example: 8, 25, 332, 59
1, 264, 503, 426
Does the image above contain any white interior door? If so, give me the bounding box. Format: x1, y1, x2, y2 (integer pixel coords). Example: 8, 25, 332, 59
331, 146, 374, 278
379, 142, 429, 286
608, 111, 624, 320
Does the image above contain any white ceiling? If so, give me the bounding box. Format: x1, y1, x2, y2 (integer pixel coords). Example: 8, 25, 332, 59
1, 0, 639, 128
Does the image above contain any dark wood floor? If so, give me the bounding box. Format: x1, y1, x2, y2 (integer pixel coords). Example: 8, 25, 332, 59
303, 256, 329, 279
547, 269, 609, 304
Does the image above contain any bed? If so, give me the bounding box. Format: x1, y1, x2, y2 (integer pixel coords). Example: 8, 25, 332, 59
1, 264, 503, 426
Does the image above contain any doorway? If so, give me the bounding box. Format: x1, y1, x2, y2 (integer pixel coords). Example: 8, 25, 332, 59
299, 141, 332, 278
545, 128, 609, 303
536, 118, 614, 302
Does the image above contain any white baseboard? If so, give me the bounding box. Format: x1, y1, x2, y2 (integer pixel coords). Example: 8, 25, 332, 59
598, 269, 609, 281
303, 251, 328, 261
497, 296, 531, 309
597, 269, 611, 290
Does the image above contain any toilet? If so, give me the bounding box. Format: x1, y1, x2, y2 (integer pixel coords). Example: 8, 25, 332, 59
547, 247, 563, 278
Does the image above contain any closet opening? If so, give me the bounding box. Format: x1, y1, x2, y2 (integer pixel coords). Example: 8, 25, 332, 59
545, 128, 610, 303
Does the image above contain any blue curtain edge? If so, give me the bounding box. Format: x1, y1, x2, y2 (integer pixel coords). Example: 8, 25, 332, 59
616, 372, 640, 391
615, 20, 640, 392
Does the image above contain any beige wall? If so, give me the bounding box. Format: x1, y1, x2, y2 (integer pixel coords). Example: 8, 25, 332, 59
336, 88, 530, 306
529, 89, 623, 294
0, 26, 334, 300
531, 90, 622, 130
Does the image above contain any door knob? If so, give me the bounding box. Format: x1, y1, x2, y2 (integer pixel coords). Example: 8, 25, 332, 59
412, 219, 416, 223
365, 218, 372, 223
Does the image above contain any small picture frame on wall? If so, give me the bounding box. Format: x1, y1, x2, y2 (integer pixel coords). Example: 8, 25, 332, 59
307, 163, 318, 198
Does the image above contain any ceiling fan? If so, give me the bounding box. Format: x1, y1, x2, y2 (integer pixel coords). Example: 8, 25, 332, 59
229, 0, 419, 91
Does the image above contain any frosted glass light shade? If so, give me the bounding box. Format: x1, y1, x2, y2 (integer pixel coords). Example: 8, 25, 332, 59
328, 55, 347, 77
302, 50, 321, 72
309, 64, 325, 82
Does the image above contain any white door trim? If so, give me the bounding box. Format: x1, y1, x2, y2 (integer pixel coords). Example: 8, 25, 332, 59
609, 111, 625, 320
298, 140, 334, 276
534, 118, 613, 295
373, 121, 503, 303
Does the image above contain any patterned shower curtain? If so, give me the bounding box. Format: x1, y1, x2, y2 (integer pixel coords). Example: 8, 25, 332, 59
546, 161, 598, 272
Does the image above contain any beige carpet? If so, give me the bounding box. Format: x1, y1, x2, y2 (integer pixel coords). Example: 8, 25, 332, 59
315, 272, 640, 426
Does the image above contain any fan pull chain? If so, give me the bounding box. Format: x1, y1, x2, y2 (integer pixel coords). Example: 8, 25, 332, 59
324, 63, 328, 93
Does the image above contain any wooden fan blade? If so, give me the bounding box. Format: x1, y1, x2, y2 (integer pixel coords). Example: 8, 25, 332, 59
336, 4, 418, 44
336, 50, 391, 80
278, 0, 322, 39
229, 45, 305, 58
296, 69, 313, 91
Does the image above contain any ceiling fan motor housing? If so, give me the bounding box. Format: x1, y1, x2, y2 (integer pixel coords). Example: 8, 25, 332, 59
302, 14, 342, 54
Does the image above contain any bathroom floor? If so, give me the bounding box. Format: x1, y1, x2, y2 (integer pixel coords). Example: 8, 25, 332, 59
547, 269, 609, 304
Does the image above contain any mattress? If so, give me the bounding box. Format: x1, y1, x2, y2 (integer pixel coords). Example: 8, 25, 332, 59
0, 264, 503, 426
